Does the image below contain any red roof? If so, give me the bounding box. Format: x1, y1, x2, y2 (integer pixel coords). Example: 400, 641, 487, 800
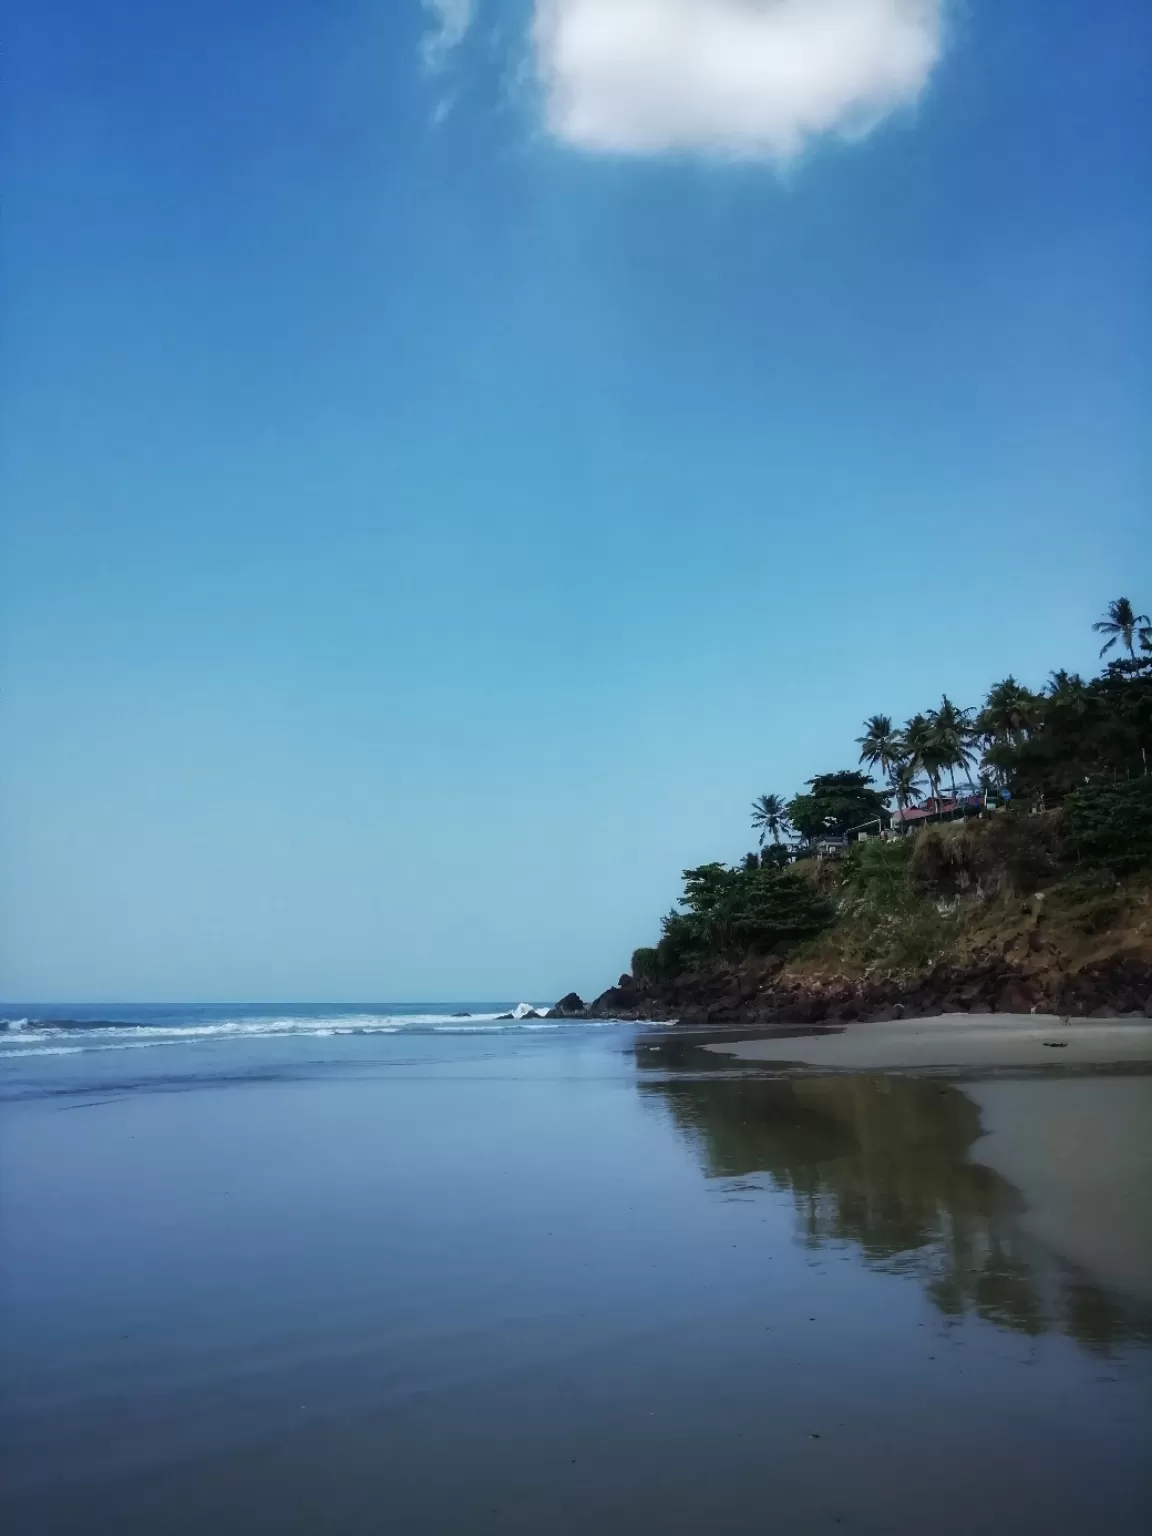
892, 796, 981, 824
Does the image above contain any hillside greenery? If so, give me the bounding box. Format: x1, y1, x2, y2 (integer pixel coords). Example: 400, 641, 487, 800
627, 598, 1152, 981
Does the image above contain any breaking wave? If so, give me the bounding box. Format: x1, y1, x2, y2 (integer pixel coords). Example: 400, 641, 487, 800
0, 1005, 573, 1058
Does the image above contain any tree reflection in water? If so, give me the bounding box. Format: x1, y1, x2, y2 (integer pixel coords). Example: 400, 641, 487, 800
638, 1054, 1152, 1353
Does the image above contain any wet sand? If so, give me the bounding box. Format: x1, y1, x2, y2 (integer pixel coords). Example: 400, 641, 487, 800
967, 1076, 1152, 1305
706, 1014, 1152, 1311
703, 1013, 1152, 1071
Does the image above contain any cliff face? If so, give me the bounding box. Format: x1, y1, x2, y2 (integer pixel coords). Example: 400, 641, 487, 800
579, 866, 1152, 1025
586, 954, 1152, 1025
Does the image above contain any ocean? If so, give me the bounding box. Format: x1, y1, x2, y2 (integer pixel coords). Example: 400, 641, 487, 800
0, 1000, 576, 1057
1, 1007, 1149, 1533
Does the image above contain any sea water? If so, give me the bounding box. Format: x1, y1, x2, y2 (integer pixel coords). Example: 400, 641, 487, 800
1, 1012, 1149, 1534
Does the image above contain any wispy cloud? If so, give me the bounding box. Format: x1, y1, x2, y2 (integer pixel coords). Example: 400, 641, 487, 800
531, 0, 946, 161
421, 0, 476, 71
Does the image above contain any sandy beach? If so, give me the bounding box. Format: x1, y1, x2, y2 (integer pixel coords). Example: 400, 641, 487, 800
966, 1076, 1152, 1304
705, 1014, 1152, 1309
702, 1013, 1152, 1072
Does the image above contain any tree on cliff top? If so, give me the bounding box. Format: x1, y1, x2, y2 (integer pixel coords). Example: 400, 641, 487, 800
1004, 663, 1152, 798
788, 771, 890, 843
750, 792, 790, 846
902, 714, 948, 806
635, 863, 836, 976
856, 715, 904, 782
1093, 597, 1150, 661
889, 760, 923, 812
977, 677, 1040, 749
927, 695, 979, 798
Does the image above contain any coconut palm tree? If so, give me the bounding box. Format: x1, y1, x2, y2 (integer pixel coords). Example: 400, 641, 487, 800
750, 793, 790, 847
977, 677, 1039, 749
928, 695, 978, 799
856, 714, 904, 781
1046, 668, 1091, 722
888, 759, 923, 814
1047, 668, 1086, 697
1093, 597, 1150, 660
902, 713, 947, 809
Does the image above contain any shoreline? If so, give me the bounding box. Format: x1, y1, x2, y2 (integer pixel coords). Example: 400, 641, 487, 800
700, 1013, 1152, 1072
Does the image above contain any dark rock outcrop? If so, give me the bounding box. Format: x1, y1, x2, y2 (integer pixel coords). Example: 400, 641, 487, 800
580, 955, 1152, 1026
550, 992, 587, 1017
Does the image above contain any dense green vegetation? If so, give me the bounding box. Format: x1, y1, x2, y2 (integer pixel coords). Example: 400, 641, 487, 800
786, 771, 890, 842
631, 598, 1152, 979
632, 864, 835, 981
1063, 779, 1152, 877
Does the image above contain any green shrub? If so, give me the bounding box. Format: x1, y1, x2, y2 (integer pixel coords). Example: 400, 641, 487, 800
641, 864, 838, 973
832, 838, 957, 973
884, 905, 959, 971
843, 838, 912, 897
655, 910, 703, 977
723, 870, 837, 956
1044, 868, 1126, 936
1062, 778, 1152, 876
630, 947, 661, 983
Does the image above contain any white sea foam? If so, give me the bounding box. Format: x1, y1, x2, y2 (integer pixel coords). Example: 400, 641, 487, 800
0, 1006, 566, 1057
4, 1045, 86, 1057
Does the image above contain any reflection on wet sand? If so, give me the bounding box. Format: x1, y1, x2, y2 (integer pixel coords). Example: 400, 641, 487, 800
637, 1054, 1152, 1352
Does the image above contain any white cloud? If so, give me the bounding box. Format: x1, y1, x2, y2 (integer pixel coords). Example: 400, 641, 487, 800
422, 0, 476, 71
532, 0, 946, 161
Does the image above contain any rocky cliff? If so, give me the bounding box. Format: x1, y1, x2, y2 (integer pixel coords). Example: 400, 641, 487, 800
582, 952, 1152, 1025
566, 860, 1152, 1025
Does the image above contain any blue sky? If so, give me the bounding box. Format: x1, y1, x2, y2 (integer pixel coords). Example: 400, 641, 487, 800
2, 0, 1149, 1003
